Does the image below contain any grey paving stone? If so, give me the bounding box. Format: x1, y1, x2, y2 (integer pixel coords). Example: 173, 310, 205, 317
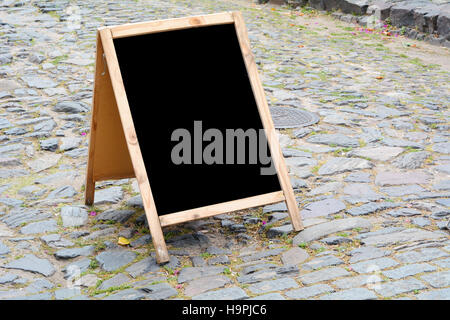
416, 288, 450, 300
55, 246, 95, 259
302, 255, 344, 270
349, 247, 392, 263
20, 219, 58, 234
237, 265, 298, 284
347, 201, 401, 216
349, 146, 403, 161
393, 151, 430, 169
345, 172, 371, 183
374, 278, 427, 298
207, 255, 230, 265
59, 137, 82, 151
126, 195, 144, 208
382, 263, 437, 279
411, 217, 431, 227
420, 271, 450, 288
26, 153, 61, 172
321, 236, 353, 245
268, 212, 288, 224
21, 76, 57, 89
356, 227, 405, 240
395, 248, 449, 263
79, 274, 100, 288
248, 293, 285, 300
13, 292, 54, 300
130, 235, 151, 248
380, 185, 426, 197
125, 257, 160, 278
285, 284, 334, 299
136, 282, 177, 300
95, 209, 135, 223
433, 257, 450, 269
2, 254, 55, 277
320, 288, 377, 300
263, 202, 287, 213
360, 229, 445, 246
206, 246, 232, 255
62, 258, 91, 279
0, 198, 23, 207
267, 224, 294, 238
178, 266, 226, 284
351, 257, 399, 274
434, 180, 450, 191
386, 208, 421, 217
241, 248, 285, 263
293, 217, 372, 244
99, 273, 131, 290
432, 142, 450, 154
184, 275, 232, 297
96, 250, 137, 272
299, 267, 350, 285
103, 288, 146, 300
0, 241, 10, 255
190, 256, 206, 267
192, 287, 249, 300
39, 138, 59, 152
60, 206, 88, 227
332, 274, 382, 289
308, 182, 343, 196
248, 277, 298, 294
55, 287, 81, 300
318, 157, 373, 175
46, 185, 77, 199
84, 227, 116, 241
281, 247, 309, 265
375, 171, 431, 186
307, 133, 359, 148
300, 198, 346, 218
166, 232, 209, 248
0, 273, 18, 284
93, 187, 124, 205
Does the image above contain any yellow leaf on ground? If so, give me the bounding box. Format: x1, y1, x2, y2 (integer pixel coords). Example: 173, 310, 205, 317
118, 237, 130, 245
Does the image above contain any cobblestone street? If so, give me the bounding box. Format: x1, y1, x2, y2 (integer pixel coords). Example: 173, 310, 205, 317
0, 0, 449, 300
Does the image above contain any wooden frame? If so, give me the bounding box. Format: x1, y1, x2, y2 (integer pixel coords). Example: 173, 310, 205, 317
85, 12, 303, 264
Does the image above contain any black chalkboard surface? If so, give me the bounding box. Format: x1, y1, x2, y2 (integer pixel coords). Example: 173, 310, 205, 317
114, 23, 281, 216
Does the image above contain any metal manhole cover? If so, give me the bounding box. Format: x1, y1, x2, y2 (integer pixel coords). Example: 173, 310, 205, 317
270, 106, 319, 129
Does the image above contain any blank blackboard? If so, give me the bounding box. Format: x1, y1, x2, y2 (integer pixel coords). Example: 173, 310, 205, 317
85, 12, 303, 263
113, 23, 281, 216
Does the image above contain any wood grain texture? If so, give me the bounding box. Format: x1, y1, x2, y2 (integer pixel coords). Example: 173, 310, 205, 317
85, 29, 136, 206
100, 28, 169, 263
160, 191, 285, 227
232, 11, 303, 231
84, 30, 103, 206
110, 12, 234, 39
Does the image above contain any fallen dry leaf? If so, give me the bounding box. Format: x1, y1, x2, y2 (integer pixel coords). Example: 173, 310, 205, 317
118, 237, 130, 245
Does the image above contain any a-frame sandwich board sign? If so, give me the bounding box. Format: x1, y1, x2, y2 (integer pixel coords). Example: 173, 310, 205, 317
84, 11, 303, 264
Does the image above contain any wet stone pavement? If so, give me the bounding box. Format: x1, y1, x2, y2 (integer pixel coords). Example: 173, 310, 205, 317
0, 0, 449, 300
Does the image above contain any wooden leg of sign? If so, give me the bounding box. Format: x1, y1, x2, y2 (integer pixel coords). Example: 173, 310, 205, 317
232, 11, 303, 231
84, 176, 95, 206
85, 31, 104, 206
99, 28, 170, 263
279, 167, 304, 231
